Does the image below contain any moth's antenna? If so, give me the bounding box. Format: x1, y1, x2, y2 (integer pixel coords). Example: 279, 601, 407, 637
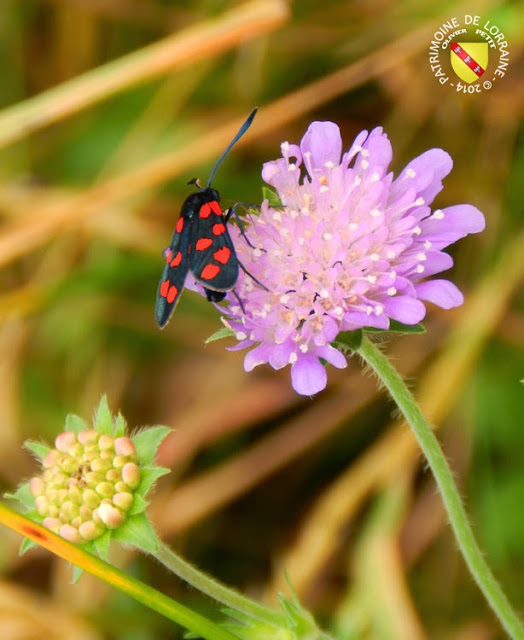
206, 108, 257, 189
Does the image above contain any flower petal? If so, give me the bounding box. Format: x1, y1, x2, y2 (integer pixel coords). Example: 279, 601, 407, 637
291, 355, 327, 395
300, 121, 342, 171
391, 149, 452, 205
415, 279, 464, 309
244, 344, 271, 371
420, 205, 486, 249
316, 344, 348, 369
383, 296, 426, 324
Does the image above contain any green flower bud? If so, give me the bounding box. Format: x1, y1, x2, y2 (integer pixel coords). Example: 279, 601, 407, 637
18, 396, 169, 558
122, 463, 140, 489
113, 492, 133, 511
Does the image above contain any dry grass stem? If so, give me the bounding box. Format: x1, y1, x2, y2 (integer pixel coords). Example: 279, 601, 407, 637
0, 0, 289, 149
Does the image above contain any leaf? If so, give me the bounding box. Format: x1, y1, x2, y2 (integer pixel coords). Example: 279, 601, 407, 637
19, 538, 38, 555
113, 513, 160, 554
128, 493, 148, 516
131, 426, 171, 466
94, 530, 111, 560
114, 412, 127, 437
65, 413, 88, 434
262, 186, 283, 208
6, 483, 35, 509
24, 440, 50, 460
205, 326, 235, 344
93, 395, 114, 435
137, 466, 170, 497
334, 330, 363, 351
364, 320, 426, 335
72, 565, 84, 583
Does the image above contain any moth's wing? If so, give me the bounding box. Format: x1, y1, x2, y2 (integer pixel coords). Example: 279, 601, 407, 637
188, 204, 238, 292
155, 218, 191, 328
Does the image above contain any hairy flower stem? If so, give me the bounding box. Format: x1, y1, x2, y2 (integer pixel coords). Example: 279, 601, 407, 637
155, 541, 286, 627
357, 336, 524, 639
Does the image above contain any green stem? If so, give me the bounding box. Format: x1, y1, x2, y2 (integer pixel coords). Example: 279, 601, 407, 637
155, 541, 286, 627
356, 335, 524, 640
0, 503, 237, 640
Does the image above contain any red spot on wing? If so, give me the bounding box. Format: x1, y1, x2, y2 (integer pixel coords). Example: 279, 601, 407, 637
200, 264, 220, 280
196, 238, 213, 251
213, 247, 231, 264
176, 217, 184, 233
170, 251, 182, 267
199, 203, 212, 218
167, 285, 178, 303
160, 279, 170, 298
210, 201, 222, 215
212, 223, 226, 236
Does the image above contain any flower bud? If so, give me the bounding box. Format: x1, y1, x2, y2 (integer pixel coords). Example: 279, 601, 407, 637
114, 437, 136, 457
59, 524, 81, 544
122, 463, 140, 489
97, 503, 124, 529
30, 477, 45, 497
79, 521, 104, 541
113, 492, 133, 511
55, 431, 77, 453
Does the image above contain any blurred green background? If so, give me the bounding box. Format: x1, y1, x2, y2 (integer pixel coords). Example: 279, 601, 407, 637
0, 1, 522, 638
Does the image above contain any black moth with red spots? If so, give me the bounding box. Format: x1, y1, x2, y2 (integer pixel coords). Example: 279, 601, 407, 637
156, 109, 256, 329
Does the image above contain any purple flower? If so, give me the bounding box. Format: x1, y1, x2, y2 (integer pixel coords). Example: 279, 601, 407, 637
208, 122, 485, 395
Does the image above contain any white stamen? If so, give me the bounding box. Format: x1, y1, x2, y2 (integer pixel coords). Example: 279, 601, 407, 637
433, 209, 445, 219
298, 237, 305, 245
322, 232, 332, 240
371, 172, 380, 183
299, 344, 309, 353
280, 294, 290, 304
272, 212, 282, 222
289, 352, 298, 364
366, 305, 373, 315
387, 287, 397, 296
375, 305, 384, 316
361, 159, 369, 170
361, 149, 370, 157
416, 252, 427, 261
325, 161, 334, 168
319, 185, 329, 192
370, 208, 381, 217
320, 289, 329, 298
236, 332, 247, 340
413, 226, 422, 235
414, 197, 425, 206
366, 275, 377, 284
253, 248, 263, 257
288, 163, 297, 171
406, 168, 416, 178
354, 176, 362, 185
348, 222, 359, 231
390, 270, 397, 279
386, 250, 396, 259
281, 141, 290, 151
416, 265, 425, 273
424, 240, 432, 250
370, 253, 380, 262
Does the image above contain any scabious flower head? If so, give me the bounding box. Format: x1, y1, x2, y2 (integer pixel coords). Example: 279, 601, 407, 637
9, 396, 170, 566
207, 122, 485, 395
